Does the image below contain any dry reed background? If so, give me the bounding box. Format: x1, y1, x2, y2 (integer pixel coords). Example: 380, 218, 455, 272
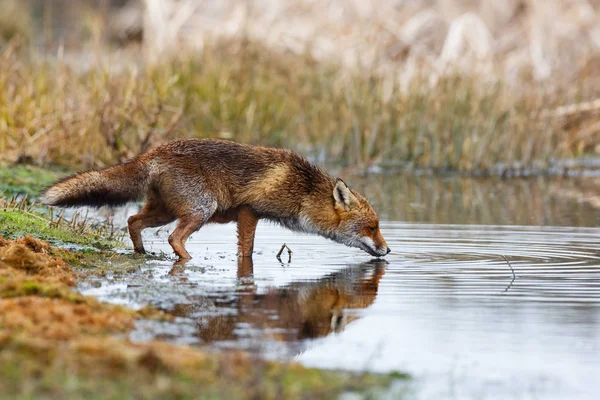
1, 0, 600, 174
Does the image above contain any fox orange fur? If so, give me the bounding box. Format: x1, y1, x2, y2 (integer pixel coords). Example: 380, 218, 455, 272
42, 139, 390, 260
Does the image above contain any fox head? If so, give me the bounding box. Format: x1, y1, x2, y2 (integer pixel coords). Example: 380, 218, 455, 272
332, 179, 390, 257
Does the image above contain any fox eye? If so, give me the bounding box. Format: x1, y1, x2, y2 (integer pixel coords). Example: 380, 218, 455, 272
369, 226, 377, 233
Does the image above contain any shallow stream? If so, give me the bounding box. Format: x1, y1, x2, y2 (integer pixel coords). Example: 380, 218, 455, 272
78, 175, 600, 399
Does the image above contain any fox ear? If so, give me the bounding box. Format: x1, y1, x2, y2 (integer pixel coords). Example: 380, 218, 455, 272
333, 178, 358, 211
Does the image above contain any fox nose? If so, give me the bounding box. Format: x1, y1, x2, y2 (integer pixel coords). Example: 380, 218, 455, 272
386, 247, 391, 254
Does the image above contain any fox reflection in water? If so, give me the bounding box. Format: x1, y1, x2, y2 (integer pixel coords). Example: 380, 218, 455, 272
165, 259, 386, 346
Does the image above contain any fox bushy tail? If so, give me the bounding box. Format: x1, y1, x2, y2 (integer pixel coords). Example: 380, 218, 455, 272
41, 159, 149, 207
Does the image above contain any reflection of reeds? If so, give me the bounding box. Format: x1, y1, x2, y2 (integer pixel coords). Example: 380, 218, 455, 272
1, 37, 599, 174
352, 174, 600, 226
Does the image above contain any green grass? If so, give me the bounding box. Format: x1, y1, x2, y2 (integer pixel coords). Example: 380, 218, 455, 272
0, 209, 121, 250
0, 164, 66, 198
0, 199, 159, 277
0, 162, 124, 251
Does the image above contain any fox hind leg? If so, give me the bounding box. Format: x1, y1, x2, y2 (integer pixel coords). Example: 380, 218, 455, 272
168, 199, 218, 260
168, 214, 207, 260
128, 193, 176, 254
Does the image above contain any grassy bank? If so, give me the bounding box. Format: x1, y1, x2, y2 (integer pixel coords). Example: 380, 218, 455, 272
0, 197, 123, 251
0, 39, 599, 175
0, 164, 126, 251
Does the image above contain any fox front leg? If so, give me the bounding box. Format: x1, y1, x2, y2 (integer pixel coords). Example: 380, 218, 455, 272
236, 206, 259, 257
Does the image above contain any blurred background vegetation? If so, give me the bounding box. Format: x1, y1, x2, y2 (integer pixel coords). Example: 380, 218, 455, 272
1, 0, 600, 175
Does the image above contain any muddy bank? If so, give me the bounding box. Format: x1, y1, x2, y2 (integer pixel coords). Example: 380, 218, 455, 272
0, 234, 404, 399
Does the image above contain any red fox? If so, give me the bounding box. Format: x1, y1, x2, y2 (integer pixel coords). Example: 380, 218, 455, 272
42, 139, 390, 260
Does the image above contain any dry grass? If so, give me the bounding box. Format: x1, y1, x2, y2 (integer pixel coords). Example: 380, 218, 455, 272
2, 1, 600, 174
0, 37, 599, 175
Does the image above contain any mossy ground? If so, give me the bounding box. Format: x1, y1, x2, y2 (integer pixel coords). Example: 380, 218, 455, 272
0, 208, 123, 250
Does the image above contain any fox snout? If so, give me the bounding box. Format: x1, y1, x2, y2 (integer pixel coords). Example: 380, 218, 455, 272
364, 246, 391, 257
359, 236, 390, 257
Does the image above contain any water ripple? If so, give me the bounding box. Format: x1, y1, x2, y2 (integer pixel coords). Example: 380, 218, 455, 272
79, 221, 600, 400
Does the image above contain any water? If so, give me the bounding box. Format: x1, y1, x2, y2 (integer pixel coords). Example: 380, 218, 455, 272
78, 175, 600, 399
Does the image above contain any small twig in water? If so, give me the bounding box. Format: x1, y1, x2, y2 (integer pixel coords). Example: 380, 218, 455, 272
276, 243, 293, 263
501, 255, 516, 293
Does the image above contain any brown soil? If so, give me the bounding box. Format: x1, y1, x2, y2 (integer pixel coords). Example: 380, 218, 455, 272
0, 236, 393, 398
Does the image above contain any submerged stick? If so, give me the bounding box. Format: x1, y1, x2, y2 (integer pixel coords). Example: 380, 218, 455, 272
276, 243, 293, 263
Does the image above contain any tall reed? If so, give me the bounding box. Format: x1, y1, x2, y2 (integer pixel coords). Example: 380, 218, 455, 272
0, 39, 595, 174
